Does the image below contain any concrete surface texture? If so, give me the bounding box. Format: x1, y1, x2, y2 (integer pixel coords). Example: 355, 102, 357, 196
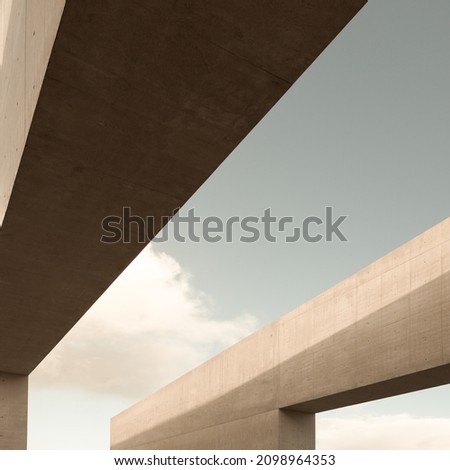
0, 372, 28, 449
111, 218, 450, 449
0, 0, 65, 226
0, 0, 366, 379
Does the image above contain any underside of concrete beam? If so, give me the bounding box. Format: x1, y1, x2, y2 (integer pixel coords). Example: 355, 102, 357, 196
0, 0, 367, 377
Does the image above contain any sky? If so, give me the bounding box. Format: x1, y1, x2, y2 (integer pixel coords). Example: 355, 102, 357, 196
29, 0, 450, 449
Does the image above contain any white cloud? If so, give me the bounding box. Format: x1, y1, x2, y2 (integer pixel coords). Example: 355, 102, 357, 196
317, 414, 450, 449
31, 247, 258, 400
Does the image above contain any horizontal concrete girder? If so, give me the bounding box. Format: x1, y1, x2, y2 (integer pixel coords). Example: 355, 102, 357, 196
0, 0, 367, 375
111, 218, 450, 449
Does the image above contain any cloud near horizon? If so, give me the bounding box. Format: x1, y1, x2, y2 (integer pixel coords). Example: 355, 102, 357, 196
31, 247, 259, 400
317, 413, 450, 449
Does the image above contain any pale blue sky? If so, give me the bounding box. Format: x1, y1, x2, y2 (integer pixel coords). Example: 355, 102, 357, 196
29, 0, 450, 449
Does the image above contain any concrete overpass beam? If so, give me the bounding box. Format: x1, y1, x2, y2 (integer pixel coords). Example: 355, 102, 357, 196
112, 218, 450, 449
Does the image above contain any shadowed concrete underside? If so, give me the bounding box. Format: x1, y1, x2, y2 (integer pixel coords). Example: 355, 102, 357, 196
111, 218, 450, 449
0, 0, 367, 376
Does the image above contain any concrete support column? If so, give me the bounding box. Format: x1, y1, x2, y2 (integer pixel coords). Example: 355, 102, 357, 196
279, 410, 315, 450
0, 372, 28, 449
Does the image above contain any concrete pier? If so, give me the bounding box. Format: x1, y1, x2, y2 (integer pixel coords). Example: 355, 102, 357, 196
0, 372, 28, 450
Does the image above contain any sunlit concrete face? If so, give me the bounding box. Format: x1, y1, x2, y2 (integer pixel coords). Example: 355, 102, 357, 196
0, 0, 65, 226
111, 218, 450, 449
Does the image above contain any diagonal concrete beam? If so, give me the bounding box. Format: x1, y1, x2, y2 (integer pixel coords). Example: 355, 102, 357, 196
0, 0, 367, 377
